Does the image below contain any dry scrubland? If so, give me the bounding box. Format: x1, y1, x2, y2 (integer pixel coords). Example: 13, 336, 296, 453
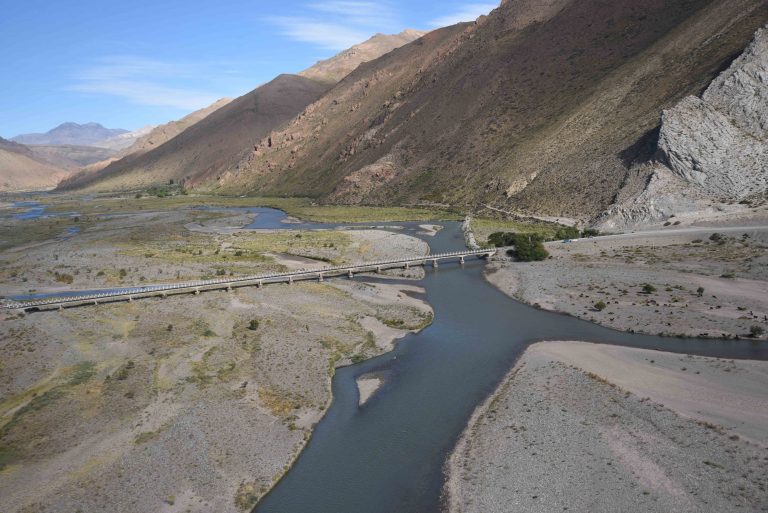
445, 341, 768, 513
0, 200, 433, 513
486, 227, 768, 339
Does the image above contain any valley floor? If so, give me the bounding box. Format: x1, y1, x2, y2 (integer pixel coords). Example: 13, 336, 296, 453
0, 199, 433, 513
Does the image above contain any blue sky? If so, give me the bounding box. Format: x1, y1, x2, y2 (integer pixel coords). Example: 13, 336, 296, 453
0, 0, 497, 138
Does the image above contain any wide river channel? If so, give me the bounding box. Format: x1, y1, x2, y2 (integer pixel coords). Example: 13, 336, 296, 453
247, 211, 768, 513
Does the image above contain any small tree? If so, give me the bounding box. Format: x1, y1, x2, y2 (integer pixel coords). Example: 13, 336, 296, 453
750, 325, 765, 338
642, 284, 657, 294
696, 286, 705, 297
248, 319, 260, 331
594, 300, 607, 311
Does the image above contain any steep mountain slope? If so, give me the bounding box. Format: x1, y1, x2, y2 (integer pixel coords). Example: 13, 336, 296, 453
300, 30, 427, 83
212, 0, 767, 220
75, 98, 232, 178
0, 138, 71, 191
12, 122, 127, 146
97, 125, 156, 151
60, 76, 329, 191
61, 32, 427, 193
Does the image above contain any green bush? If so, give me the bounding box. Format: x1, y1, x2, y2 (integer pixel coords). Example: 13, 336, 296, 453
642, 284, 656, 294
502, 233, 549, 261
594, 300, 607, 311
750, 325, 765, 338
248, 319, 260, 331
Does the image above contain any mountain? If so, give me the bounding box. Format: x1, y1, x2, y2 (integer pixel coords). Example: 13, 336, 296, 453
59, 76, 330, 191
12, 122, 128, 147
97, 125, 157, 151
24, 145, 118, 170
61, 32, 425, 192
202, 0, 767, 221
300, 30, 427, 83
72, 98, 232, 179
0, 137, 72, 191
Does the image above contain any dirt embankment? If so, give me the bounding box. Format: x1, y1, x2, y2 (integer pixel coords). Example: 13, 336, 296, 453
445, 341, 768, 513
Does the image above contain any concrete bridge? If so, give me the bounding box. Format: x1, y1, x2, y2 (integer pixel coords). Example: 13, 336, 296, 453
1, 249, 496, 313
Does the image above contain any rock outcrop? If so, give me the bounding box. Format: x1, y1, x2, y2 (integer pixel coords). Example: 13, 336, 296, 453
658, 26, 767, 200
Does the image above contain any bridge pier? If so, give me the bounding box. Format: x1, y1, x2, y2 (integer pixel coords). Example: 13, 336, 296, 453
376, 266, 382, 273
194, 288, 200, 295
128, 296, 133, 302
432, 259, 438, 268
257, 280, 263, 288
227, 285, 233, 292
460, 256, 465, 265
348, 270, 354, 279
318, 273, 324, 282
405, 262, 409, 270
288, 277, 293, 285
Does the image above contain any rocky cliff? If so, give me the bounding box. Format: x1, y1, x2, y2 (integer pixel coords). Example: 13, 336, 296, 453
658, 26, 767, 200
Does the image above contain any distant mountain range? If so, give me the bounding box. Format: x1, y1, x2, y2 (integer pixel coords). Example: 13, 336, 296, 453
12, 122, 129, 147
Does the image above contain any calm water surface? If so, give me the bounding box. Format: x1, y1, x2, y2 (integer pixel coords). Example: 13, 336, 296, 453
253, 217, 768, 513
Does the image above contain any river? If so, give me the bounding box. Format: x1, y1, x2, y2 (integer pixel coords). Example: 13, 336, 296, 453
250, 215, 768, 513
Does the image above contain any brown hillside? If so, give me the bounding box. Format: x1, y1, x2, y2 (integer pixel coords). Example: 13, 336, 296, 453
72, 98, 232, 179
0, 138, 71, 191
214, 0, 768, 219
299, 29, 427, 83
59, 75, 330, 191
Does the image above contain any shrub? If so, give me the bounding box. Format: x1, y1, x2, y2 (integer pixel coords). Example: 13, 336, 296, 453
248, 319, 260, 331
696, 286, 705, 297
750, 325, 765, 338
554, 226, 580, 240
642, 284, 656, 294
709, 233, 725, 244
581, 228, 600, 238
594, 300, 607, 311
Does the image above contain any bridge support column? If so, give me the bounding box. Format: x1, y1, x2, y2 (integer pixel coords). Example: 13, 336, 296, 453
227, 285, 233, 292
93, 300, 99, 306
257, 280, 263, 288
376, 266, 382, 273
460, 256, 465, 265
318, 273, 324, 282
348, 270, 354, 279
194, 288, 200, 295
161, 293, 167, 299
58, 305, 63, 311
405, 262, 409, 270
288, 277, 293, 285
128, 296, 133, 302
432, 259, 438, 268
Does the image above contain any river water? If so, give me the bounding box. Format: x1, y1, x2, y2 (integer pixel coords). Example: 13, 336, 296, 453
251, 216, 768, 513
8, 205, 766, 511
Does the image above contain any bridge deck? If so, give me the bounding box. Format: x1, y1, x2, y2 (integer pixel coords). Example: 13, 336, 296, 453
1, 249, 496, 312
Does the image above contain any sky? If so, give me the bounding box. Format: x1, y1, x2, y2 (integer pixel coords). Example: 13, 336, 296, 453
0, 0, 497, 138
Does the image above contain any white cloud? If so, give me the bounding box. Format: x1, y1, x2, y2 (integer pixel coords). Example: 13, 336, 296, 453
70, 56, 228, 110
428, 3, 497, 28
267, 17, 372, 51
268, 2, 399, 51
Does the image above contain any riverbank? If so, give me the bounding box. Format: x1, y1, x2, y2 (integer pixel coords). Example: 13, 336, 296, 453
0, 205, 434, 513
484, 225, 768, 338
444, 341, 768, 513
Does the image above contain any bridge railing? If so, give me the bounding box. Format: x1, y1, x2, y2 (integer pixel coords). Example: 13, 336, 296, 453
3, 248, 496, 310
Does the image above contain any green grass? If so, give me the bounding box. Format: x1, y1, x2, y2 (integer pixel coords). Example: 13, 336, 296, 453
471, 217, 570, 246
40, 193, 460, 223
